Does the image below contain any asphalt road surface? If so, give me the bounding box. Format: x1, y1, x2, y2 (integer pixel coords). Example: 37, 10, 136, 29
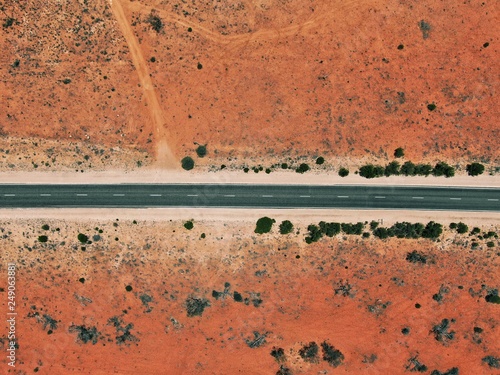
0, 184, 498, 211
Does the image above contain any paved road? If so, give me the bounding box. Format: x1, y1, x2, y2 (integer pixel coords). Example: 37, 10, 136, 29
0, 184, 498, 211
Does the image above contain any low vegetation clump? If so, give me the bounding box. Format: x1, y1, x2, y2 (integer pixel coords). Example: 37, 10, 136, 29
146, 11, 163, 33
338, 167, 349, 177
77, 233, 89, 244
466, 162, 485, 176
432, 319, 456, 344
38, 235, 48, 243
321, 341, 344, 367
432, 162, 455, 178
184, 220, 194, 230
358, 159, 458, 178
270, 347, 286, 363
406, 250, 427, 264
69, 325, 100, 344
394, 147, 405, 158
299, 342, 319, 362
405, 356, 428, 372
181, 156, 195, 171
185, 297, 210, 317
316, 156, 325, 165
482, 356, 500, 369
430, 368, 459, 375
195, 144, 207, 158
255, 217, 275, 234
295, 163, 310, 174
279, 220, 294, 235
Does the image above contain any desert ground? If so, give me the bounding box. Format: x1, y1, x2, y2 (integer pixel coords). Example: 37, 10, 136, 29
1, 0, 498, 172
1, 0, 499, 374
0, 217, 499, 374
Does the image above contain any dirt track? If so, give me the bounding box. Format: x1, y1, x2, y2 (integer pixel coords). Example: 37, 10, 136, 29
110, 0, 177, 168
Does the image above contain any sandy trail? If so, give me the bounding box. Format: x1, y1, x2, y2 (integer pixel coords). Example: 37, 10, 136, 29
125, 0, 363, 48
110, 0, 177, 168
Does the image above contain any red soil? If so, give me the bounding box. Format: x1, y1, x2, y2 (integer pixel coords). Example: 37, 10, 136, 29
1, 0, 498, 168
1, 220, 499, 374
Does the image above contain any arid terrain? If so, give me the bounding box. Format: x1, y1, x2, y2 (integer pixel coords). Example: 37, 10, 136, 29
0, 217, 499, 374
1, 0, 498, 172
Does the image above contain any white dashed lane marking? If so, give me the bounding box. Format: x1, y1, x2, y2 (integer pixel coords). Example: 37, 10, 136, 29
337, 196, 349, 198
187, 194, 198, 197
375, 196, 386, 199
412, 197, 424, 199
76, 194, 88, 197
261, 195, 273, 198
113, 194, 125, 197
149, 194, 161, 197
488, 199, 499, 202
449, 198, 461, 200
4, 194, 15, 197
300, 195, 311, 198
40, 194, 51, 197
224, 195, 235, 197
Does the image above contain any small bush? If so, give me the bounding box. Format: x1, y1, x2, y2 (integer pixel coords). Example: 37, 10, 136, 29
279, 220, 294, 235
185, 297, 210, 317
394, 147, 405, 158
321, 341, 344, 367
422, 221, 443, 239
195, 144, 207, 158
466, 163, 485, 176
406, 250, 427, 264
38, 235, 48, 243
184, 221, 194, 230
296, 163, 310, 174
181, 156, 195, 170
270, 347, 286, 363
147, 12, 163, 32
456, 222, 468, 234
486, 241, 495, 248
432, 162, 455, 178
432, 319, 455, 344
319, 221, 341, 237
77, 233, 89, 244
338, 167, 349, 177
482, 356, 500, 369
41, 224, 50, 230
384, 161, 400, 176
255, 217, 275, 234
316, 156, 325, 165
359, 164, 384, 179
299, 342, 319, 362
305, 224, 323, 244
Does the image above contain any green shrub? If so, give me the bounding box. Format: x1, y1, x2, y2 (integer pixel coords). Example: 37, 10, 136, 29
400, 161, 416, 176
181, 156, 195, 170
422, 221, 443, 239
384, 161, 401, 176
456, 222, 468, 234
362, 232, 370, 238
316, 157, 325, 165
415, 163, 433, 176
319, 222, 341, 237
466, 163, 485, 176
184, 221, 194, 230
305, 224, 323, 244
449, 222, 457, 230
338, 167, 349, 177
394, 147, 405, 158
279, 220, 294, 235
359, 165, 384, 179
41, 224, 50, 230
486, 241, 495, 248
373, 227, 390, 239
341, 222, 364, 235
78, 233, 89, 244
255, 217, 275, 234
38, 235, 48, 243
281, 163, 288, 169
147, 12, 163, 32
195, 144, 207, 158
296, 163, 310, 174
432, 162, 455, 177
470, 227, 481, 235
370, 221, 379, 230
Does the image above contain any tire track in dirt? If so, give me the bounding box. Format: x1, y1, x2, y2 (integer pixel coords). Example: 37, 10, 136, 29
126, 0, 365, 48
110, 0, 177, 168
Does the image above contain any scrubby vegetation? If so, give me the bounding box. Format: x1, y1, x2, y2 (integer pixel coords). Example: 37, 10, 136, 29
466, 162, 485, 176
184, 220, 194, 230
338, 167, 349, 177
181, 156, 195, 170
185, 297, 210, 317
321, 341, 344, 367
279, 220, 294, 235
255, 217, 275, 234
